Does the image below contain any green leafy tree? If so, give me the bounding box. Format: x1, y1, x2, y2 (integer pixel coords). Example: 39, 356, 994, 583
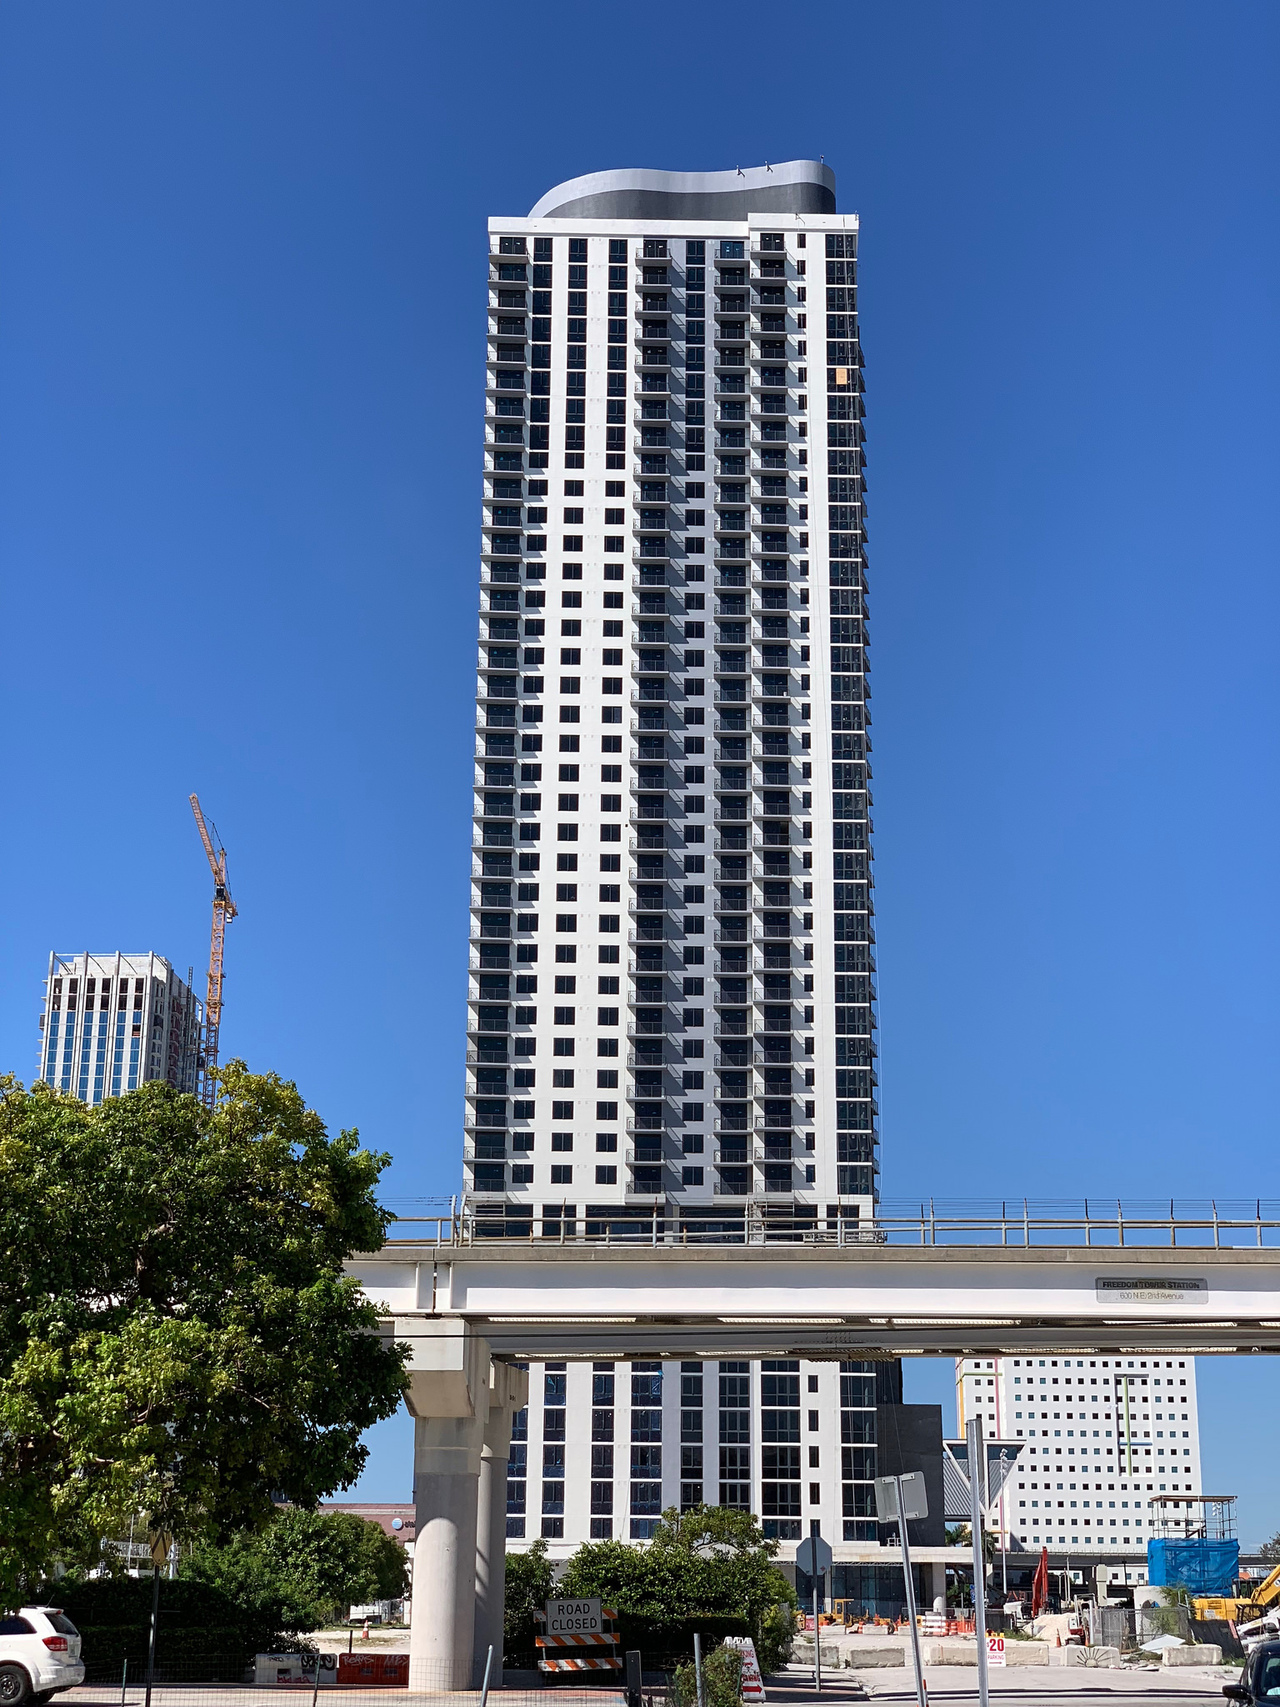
504, 1537, 554, 1664
557, 1506, 795, 1669
0, 1065, 407, 1601
945, 1523, 997, 1564
1260, 1533, 1280, 1564
184, 1508, 408, 1632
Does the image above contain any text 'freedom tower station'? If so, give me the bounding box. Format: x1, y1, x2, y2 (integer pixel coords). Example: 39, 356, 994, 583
464, 162, 892, 1576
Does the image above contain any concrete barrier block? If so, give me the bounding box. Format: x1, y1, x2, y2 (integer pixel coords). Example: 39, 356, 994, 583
792, 1641, 843, 1668
838, 1644, 906, 1668
1003, 1643, 1050, 1666
1163, 1645, 1223, 1667
919, 1639, 1050, 1667
920, 1642, 977, 1666
1050, 1646, 1120, 1667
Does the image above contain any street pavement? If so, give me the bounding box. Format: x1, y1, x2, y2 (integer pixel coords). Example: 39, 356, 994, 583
822, 1661, 1236, 1701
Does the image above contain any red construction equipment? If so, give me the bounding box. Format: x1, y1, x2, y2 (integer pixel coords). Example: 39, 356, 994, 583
1031, 1546, 1050, 1618
189, 794, 237, 1108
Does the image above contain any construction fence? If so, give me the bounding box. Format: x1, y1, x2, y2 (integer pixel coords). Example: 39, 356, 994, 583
57, 1655, 643, 1707
54, 1632, 717, 1707
1100, 1603, 1244, 1658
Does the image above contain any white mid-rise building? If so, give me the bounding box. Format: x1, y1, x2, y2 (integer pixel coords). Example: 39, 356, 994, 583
955, 1354, 1202, 1559
37, 951, 201, 1101
464, 160, 890, 1582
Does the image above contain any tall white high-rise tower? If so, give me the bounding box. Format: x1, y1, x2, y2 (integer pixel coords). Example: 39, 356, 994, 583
465, 163, 886, 1587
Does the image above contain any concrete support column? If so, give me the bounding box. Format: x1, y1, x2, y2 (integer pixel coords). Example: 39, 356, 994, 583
930, 1560, 948, 1612
473, 1445, 507, 1685
410, 1413, 484, 1691
402, 1323, 491, 1694
472, 1362, 528, 1689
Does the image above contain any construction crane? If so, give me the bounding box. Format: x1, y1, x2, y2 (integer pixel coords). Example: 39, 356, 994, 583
189, 794, 237, 1108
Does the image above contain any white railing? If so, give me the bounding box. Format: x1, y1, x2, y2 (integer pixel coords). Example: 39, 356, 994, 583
375, 1197, 1280, 1249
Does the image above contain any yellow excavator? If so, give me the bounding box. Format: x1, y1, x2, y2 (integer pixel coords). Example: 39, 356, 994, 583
1194, 1562, 1280, 1626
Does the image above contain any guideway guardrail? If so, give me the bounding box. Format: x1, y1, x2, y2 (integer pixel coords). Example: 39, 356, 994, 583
379, 1198, 1280, 1248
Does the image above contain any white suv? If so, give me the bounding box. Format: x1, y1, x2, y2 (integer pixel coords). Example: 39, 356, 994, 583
0, 1609, 84, 1705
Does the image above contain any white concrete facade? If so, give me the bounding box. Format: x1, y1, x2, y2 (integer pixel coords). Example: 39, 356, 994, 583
37, 951, 201, 1101
956, 1354, 1202, 1557
465, 160, 874, 1561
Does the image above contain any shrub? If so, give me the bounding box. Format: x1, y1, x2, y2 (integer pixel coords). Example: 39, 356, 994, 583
503, 1539, 554, 1668
556, 1505, 796, 1662
674, 1643, 742, 1707
616, 1614, 750, 1670
48, 1577, 276, 1682
757, 1600, 795, 1672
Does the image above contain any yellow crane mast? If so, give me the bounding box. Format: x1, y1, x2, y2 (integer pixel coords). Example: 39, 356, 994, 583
189, 794, 237, 1108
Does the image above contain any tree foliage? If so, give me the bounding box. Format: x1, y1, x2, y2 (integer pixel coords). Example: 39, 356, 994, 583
1260, 1532, 1280, 1564
946, 1522, 998, 1564
184, 1508, 408, 1632
504, 1536, 555, 1661
555, 1506, 795, 1666
0, 1065, 407, 1601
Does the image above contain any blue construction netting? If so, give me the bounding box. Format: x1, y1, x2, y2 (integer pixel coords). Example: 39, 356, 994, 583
1148, 1538, 1240, 1593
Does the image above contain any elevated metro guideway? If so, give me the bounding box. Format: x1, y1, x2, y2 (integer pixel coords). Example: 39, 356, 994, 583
351, 1201, 1280, 1361
350, 1210, 1280, 1693
354, 1239, 1280, 1360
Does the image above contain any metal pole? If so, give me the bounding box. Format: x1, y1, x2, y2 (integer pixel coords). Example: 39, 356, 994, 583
120, 1657, 128, 1707
143, 1565, 160, 1707
693, 1633, 705, 1707
813, 1571, 822, 1693
479, 1644, 494, 1707
626, 1648, 643, 1707
896, 1476, 927, 1707
966, 1418, 990, 1707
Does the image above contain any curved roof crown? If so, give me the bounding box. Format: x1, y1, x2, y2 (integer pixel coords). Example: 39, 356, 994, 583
529, 161, 836, 221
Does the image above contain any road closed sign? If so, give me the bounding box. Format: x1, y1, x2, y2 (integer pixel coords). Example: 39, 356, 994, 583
987, 1636, 1006, 1667
546, 1600, 603, 1637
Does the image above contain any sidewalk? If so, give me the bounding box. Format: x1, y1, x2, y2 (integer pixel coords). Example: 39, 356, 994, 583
832, 1663, 1237, 1697
60, 1691, 626, 1707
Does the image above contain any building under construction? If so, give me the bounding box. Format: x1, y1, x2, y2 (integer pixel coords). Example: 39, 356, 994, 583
36, 951, 201, 1100
34, 796, 235, 1108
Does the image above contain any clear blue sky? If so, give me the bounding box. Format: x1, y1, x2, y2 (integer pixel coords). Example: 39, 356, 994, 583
2, 3, 1278, 1539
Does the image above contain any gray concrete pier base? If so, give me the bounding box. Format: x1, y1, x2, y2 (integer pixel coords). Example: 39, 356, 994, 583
472, 1362, 525, 1687
409, 1412, 483, 1691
